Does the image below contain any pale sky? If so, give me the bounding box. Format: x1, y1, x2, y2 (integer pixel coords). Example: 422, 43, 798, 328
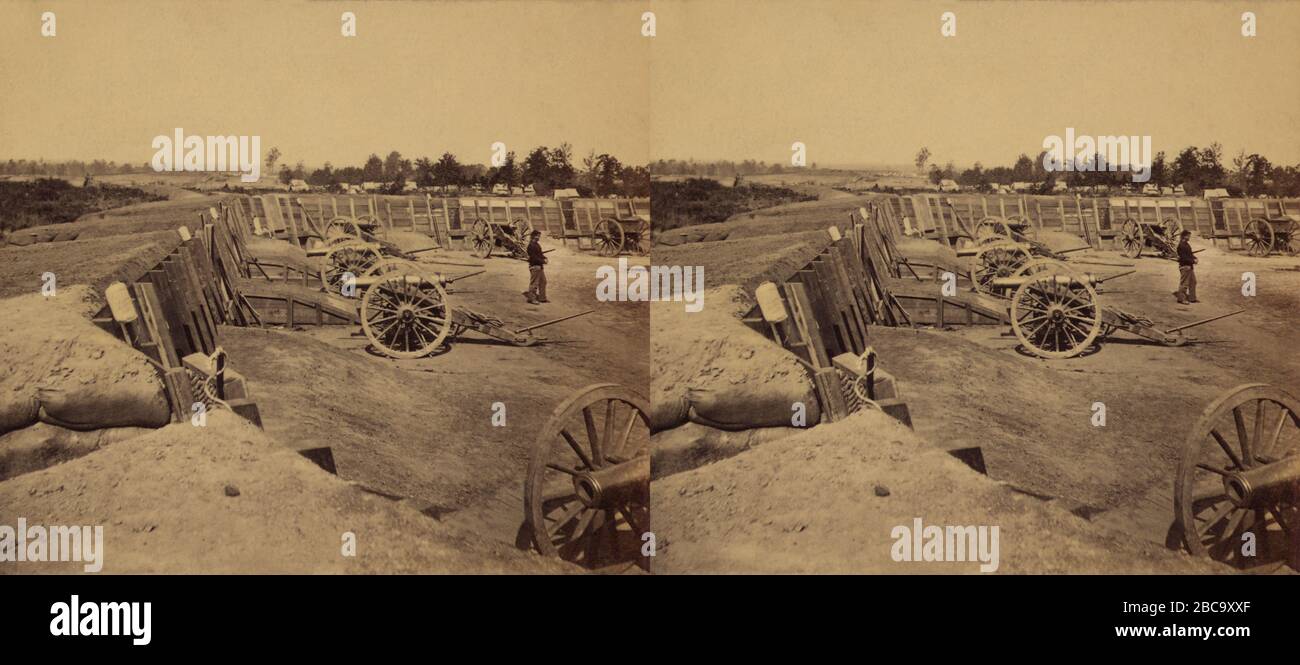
649, 0, 1300, 167
3, 1, 1297, 171
0, 0, 651, 167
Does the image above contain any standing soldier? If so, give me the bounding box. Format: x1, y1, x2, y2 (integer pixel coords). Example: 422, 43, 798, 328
524, 230, 548, 304
1174, 230, 1198, 304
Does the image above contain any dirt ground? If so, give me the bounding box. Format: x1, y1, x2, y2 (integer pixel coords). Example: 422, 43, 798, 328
656, 408, 1223, 574
0, 411, 573, 574
223, 239, 648, 550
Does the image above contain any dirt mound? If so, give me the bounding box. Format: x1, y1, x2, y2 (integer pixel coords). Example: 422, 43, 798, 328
4, 197, 218, 247
0, 410, 573, 573
0, 287, 170, 436
652, 230, 829, 294
654, 408, 1223, 574
0, 231, 180, 300
651, 286, 818, 431
658, 195, 875, 247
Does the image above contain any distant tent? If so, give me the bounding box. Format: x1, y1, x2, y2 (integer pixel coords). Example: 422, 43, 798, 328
553, 188, 580, 199
1202, 188, 1229, 199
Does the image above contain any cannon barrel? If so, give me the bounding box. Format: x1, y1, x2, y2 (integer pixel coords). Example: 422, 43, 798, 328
1223, 455, 1300, 508
574, 456, 650, 509
990, 272, 1098, 289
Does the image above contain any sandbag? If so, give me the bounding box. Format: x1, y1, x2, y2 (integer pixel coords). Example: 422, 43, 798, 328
650, 392, 689, 432
0, 288, 171, 435
686, 382, 818, 430
651, 287, 821, 432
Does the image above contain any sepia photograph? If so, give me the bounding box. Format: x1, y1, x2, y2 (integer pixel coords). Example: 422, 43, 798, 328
0, 0, 650, 576
1, 0, 1298, 651
648, 0, 1300, 576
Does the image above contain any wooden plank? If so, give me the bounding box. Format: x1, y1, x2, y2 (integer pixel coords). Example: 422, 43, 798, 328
813, 367, 849, 423
785, 282, 830, 369
134, 282, 179, 368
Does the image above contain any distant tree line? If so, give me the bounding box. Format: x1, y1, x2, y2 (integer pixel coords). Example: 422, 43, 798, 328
0, 159, 150, 177
273, 144, 648, 197
648, 159, 818, 177
918, 143, 1300, 197
2, 144, 651, 198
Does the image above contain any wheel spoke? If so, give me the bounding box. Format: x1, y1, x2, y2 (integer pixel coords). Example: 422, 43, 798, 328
545, 463, 580, 477
1210, 429, 1243, 469
602, 400, 616, 462
1232, 406, 1253, 468
559, 429, 593, 470
1253, 400, 1265, 463
1196, 501, 1237, 538
582, 406, 604, 467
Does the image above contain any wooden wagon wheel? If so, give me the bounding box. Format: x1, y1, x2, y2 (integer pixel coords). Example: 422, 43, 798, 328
1119, 218, 1144, 258
972, 243, 1031, 293
324, 217, 363, 241
1175, 384, 1300, 567
631, 219, 650, 255
512, 218, 532, 245
359, 266, 453, 359
1244, 219, 1275, 258
1161, 217, 1184, 249
1277, 225, 1297, 255
592, 218, 625, 257
470, 218, 495, 258
974, 217, 1012, 245
1009, 268, 1102, 359
321, 243, 382, 293
524, 384, 651, 570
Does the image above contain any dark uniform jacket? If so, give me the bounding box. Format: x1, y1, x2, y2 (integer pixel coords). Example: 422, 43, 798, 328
1177, 240, 1196, 266
527, 240, 547, 266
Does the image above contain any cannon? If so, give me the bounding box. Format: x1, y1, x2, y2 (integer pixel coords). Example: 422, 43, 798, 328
352, 264, 593, 358
591, 215, 650, 257
959, 242, 1092, 294
1118, 217, 1182, 260
1175, 384, 1300, 568
1242, 213, 1297, 257
469, 217, 532, 260
998, 266, 1243, 359
524, 383, 650, 570
945, 200, 1085, 259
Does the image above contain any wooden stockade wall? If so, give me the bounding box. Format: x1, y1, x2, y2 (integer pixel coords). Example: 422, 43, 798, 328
240, 194, 648, 251
740, 206, 916, 423
880, 193, 1300, 251
92, 197, 262, 425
